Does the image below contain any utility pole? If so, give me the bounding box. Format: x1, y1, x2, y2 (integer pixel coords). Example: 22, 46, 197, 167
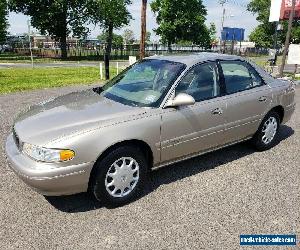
220, 0, 226, 30
140, 0, 147, 59
27, 19, 34, 68
279, 0, 296, 77
272, 21, 279, 66
219, 0, 227, 53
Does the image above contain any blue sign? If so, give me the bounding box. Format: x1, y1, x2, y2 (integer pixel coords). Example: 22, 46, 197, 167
221, 27, 245, 41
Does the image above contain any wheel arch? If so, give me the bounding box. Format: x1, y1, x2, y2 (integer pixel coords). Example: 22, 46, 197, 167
88, 139, 154, 190
269, 105, 284, 123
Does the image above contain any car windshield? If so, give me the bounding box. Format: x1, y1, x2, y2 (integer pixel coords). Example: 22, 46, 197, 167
99, 59, 186, 107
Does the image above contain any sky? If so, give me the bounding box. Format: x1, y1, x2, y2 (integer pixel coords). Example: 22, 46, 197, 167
7, 0, 259, 41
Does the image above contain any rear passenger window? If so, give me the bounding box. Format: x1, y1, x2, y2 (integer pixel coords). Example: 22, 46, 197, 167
220, 61, 263, 94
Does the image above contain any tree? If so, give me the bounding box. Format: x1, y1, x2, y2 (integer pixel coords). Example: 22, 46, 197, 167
97, 32, 124, 48
151, 0, 210, 50
249, 24, 274, 48
247, 0, 300, 47
123, 29, 135, 44
140, 0, 147, 59
89, 0, 131, 79
146, 31, 151, 43
8, 0, 89, 58
0, 0, 9, 45
208, 22, 217, 44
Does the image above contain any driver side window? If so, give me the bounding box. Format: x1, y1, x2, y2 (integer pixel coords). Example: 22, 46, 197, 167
176, 62, 220, 102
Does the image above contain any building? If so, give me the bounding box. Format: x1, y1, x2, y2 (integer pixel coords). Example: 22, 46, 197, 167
31, 35, 79, 49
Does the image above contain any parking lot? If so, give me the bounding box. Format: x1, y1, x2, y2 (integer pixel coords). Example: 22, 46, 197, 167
0, 85, 299, 249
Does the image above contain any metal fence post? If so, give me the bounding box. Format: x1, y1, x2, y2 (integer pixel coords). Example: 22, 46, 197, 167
99, 62, 103, 80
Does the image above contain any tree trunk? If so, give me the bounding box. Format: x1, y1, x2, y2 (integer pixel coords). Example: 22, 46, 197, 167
60, 4, 68, 59
167, 41, 172, 53
105, 24, 113, 80
60, 35, 67, 59
140, 0, 147, 59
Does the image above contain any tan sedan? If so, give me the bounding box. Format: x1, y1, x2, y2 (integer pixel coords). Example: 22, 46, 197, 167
5, 53, 296, 206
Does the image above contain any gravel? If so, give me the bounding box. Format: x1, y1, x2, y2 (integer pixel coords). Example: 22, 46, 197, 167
0, 85, 299, 250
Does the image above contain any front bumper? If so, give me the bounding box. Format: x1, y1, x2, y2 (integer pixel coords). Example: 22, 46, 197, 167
5, 134, 94, 196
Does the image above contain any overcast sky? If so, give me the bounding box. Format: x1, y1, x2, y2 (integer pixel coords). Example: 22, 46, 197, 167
8, 0, 258, 40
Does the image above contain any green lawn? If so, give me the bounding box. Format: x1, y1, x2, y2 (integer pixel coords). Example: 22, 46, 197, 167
0, 53, 128, 63
247, 56, 283, 67
0, 67, 117, 94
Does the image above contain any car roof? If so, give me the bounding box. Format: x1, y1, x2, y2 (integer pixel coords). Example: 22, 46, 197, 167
146, 52, 244, 67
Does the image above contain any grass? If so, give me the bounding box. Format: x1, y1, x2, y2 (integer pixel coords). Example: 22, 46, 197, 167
0, 52, 128, 63
247, 56, 283, 68
0, 57, 62, 64
0, 67, 118, 94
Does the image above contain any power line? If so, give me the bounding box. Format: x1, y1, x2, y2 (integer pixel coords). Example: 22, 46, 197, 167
225, 0, 248, 9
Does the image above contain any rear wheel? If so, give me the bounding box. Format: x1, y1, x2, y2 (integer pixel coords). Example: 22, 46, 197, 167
252, 111, 280, 151
90, 145, 147, 206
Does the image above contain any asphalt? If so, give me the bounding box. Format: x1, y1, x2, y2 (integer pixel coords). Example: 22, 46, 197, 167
0, 85, 299, 249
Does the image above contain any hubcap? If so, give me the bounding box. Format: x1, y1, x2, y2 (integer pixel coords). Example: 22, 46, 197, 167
105, 157, 139, 198
262, 117, 278, 144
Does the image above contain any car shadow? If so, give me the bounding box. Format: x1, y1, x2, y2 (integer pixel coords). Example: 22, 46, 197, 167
46, 125, 294, 213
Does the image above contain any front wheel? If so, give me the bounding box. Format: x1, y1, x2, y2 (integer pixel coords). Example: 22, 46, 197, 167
90, 145, 148, 207
252, 111, 280, 151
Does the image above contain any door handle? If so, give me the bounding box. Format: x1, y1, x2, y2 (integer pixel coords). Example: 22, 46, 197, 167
211, 108, 223, 115
258, 96, 267, 102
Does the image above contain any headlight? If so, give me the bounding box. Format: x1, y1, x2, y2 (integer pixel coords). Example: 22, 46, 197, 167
22, 143, 75, 162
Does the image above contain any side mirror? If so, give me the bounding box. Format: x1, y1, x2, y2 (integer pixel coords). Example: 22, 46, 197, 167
165, 93, 195, 108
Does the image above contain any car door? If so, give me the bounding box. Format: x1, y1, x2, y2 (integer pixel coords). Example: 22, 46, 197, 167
218, 60, 272, 144
160, 62, 228, 164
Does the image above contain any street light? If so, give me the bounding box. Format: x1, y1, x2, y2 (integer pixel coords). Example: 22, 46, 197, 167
219, 0, 227, 32
220, 14, 235, 53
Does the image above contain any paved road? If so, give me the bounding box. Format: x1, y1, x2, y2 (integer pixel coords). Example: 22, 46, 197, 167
0, 85, 299, 249
0, 61, 129, 69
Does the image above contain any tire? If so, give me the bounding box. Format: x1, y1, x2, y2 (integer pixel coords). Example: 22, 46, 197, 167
252, 111, 280, 151
90, 145, 148, 207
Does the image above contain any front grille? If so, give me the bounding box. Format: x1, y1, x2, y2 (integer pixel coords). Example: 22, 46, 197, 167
12, 127, 20, 150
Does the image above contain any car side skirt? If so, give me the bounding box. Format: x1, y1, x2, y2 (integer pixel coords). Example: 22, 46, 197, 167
152, 136, 253, 171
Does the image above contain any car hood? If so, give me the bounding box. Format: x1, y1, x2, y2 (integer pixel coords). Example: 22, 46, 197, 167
14, 89, 147, 145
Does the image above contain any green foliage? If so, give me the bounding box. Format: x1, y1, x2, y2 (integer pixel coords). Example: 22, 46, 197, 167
9, 0, 89, 37
0, 67, 118, 93
150, 0, 210, 48
89, 0, 131, 29
8, 0, 90, 57
177, 40, 193, 46
249, 24, 274, 48
208, 22, 217, 43
123, 29, 135, 44
0, 0, 9, 44
88, 0, 131, 79
97, 32, 124, 48
247, 0, 271, 23
248, 0, 300, 47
